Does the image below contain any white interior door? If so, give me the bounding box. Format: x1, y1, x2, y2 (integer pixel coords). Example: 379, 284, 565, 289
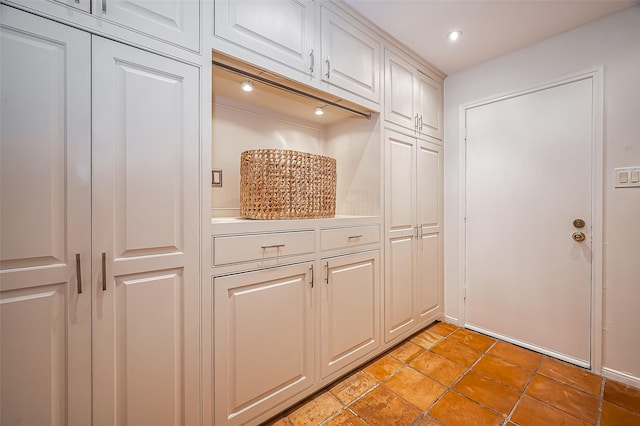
465, 77, 594, 366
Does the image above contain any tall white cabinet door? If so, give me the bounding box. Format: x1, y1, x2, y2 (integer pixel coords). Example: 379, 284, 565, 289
321, 251, 380, 378
416, 72, 443, 140
91, 37, 200, 426
416, 141, 442, 319
384, 50, 416, 131
320, 6, 380, 103
214, 263, 315, 425
384, 130, 416, 342
214, 0, 315, 77
93, 0, 199, 51
0, 7, 91, 426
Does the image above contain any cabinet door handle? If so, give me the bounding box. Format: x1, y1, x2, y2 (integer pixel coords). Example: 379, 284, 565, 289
101, 0, 107, 13
419, 115, 423, 132
101, 252, 107, 291
325, 57, 331, 79
309, 49, 314, 75
74, 0, 79, 4
324, 262, 329, 285
310, 264, 314, 288
348, 235, 363, 240
75, 253, 83, 294
261, 244, 285, 249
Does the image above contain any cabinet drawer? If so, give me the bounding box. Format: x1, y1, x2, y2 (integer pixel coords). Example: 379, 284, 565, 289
320, 225, 379, 251
213, 230, 315, 266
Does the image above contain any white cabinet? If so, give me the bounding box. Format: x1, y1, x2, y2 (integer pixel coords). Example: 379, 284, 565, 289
214, 263, 315, 426
214, 0, 315, 78
91, 36, 200, 426
320, 5, 380, 103
10, 0, 200, 51
1, 8, 201, 425
0, 8, 91, 425
94, 0, 200, 50
320, 250, 380, 378
385, 49, 443, 140
384, 129, 442, 342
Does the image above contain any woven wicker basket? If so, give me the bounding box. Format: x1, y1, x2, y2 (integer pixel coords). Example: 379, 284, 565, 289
240, 149, 336, 220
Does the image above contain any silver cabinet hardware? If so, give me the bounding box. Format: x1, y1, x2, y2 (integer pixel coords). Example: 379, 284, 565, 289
309, 49, 314, 75
75, 253, 83, 294
261, 244, 285, 249
310, 264, 314, 288
102, 0, 107, 13
325, 57, 331, 79
324, 263, 329, 284
347, 235, 363, 240
101, 252, 107, 291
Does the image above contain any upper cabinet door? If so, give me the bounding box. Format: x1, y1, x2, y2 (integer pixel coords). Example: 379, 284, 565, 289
91, 36, 200, 426
416, 71, 443, 140
320, 6, 380, 103
385, 49, 416, 131
0, 6, 91, 426
214, 0, 315, 78
93, 0, 200, 51
53, 0, 91, 12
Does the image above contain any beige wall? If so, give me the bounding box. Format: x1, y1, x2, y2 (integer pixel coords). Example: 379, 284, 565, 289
443, 6, 640, 385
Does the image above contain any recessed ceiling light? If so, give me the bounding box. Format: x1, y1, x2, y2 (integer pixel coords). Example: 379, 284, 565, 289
314, 107, 324, 116
241, 80, 254, 92
447, 30, 462, 42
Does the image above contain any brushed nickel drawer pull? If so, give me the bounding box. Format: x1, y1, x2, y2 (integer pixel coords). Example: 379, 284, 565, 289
348, 235, 363, 240
75, 253, 82, 294
101, 252, 107, 291
261, 244, 285, 249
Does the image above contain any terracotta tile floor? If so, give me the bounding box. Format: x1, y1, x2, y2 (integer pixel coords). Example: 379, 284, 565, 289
267, 322, 640, 426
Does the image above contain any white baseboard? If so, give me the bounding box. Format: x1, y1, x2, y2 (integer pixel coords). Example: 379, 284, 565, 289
444, 315, 460, 326
602, 367, 640, 389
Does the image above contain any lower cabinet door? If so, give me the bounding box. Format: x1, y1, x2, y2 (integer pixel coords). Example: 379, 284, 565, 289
214, 263, 315, 425
321, 251, 380, 378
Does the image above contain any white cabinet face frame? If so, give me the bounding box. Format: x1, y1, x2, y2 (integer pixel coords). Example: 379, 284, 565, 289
320, 5, 380, 103
214, 0, 316, 78
213, 262, 315, 425
320, 250, 380, 378
91, 36, 201, 426
0, 7, 92, 426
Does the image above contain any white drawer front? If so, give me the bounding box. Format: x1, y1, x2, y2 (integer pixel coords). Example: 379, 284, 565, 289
213, 230, 315, 266
320, 225, 379, 252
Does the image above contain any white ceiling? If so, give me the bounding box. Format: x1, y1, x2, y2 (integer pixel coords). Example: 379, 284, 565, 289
343, 0, 637, 75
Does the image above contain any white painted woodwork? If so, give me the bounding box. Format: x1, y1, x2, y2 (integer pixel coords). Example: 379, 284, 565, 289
0, 8, 91, 425
320, 250, 380, 378
213, 230, 315, 266
416, 71, 443, 140
465, 78, 593, 366
320, 5, 380, 103
91, 36, 200, 425
93, 0, 199, 51
384, 130, 443, 342
54, 0, 90, 12
214, 0, 315, 77
320, 225, 379, 252
384, 48, 443, 140
214, 263, 315, 425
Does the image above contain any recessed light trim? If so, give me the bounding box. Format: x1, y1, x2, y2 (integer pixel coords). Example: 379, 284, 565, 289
448, 30, 462, 42
314, 107, 324, 116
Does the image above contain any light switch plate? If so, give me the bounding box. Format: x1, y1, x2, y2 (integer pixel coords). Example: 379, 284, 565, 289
614, 167, 640, 188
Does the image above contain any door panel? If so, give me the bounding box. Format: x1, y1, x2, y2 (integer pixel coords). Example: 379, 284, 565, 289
214, 263, 314, 425
385, 236, 414, 340
384, 50, 415, 130
0, 8, 91, 425
321, 251, 380, 378
215, 0, 315, 76
417, 233, 439, 319
91, 36, 200, 425
417, 142, 440, 228
387, 132, 415, 232
466, 78, 593, 365
416, 72, 442, 139
95, 0, 199, 51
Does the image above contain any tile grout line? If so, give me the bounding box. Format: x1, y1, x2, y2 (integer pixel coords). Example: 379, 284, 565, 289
503, 351, 545, 425
595, 377, 606, 426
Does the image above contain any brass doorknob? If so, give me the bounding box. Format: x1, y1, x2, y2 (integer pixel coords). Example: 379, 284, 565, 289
573, 219, 586, 228
572, 232, 586, 242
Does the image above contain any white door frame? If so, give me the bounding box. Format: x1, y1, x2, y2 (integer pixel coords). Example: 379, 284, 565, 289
457, 68, 604, 373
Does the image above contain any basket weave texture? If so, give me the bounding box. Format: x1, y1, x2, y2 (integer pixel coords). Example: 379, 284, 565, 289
240, 149, 336, 220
